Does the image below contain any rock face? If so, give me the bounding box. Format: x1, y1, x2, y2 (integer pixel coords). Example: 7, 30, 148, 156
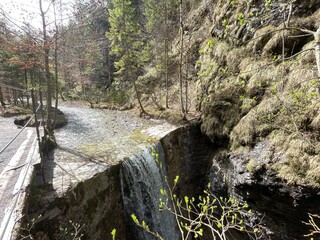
161, 124, 214, 198
190, 1, 320, 234
186, 0, 320, 187
29, 164, 126, 240
191, 0, 320, 187
59, 165, 125, 240
209, 141, 320, 240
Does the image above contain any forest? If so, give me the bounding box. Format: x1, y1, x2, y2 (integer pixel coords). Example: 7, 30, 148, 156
1, 0, 319, 186
1, 0, 320, 239
0, 0, 192, 119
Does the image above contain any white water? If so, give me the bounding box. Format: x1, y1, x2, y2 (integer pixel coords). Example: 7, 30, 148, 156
121, 142, 179, 240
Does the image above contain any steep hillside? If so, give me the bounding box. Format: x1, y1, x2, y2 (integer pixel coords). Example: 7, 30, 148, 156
179, 0, 320, 187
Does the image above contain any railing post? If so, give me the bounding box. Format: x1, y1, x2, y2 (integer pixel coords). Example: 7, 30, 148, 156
31, 89, 46, 183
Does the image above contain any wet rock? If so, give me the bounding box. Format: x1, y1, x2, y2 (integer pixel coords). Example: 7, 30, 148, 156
14, 115, 31, 127
209, 141, 320, 240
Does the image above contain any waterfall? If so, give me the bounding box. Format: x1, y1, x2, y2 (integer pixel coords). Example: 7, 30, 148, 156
120, 142, 179, 240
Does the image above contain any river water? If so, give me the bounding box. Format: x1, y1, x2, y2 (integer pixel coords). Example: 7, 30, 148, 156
45, 103, 177, 195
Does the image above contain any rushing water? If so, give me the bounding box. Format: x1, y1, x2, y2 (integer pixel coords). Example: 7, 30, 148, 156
121, 142, 179, 240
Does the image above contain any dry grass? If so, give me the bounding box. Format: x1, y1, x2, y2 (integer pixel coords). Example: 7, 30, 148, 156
272, 134, 320, 187
226, 47, 246, 73
284, 60, 318, 90
299, 41, 317, 66
310, 113, 320, 131
247, 25, 277, 54
216, 61, 320, 186
231, 97, 281, 149
309, 101, 320, 131
230, 113, 256, 148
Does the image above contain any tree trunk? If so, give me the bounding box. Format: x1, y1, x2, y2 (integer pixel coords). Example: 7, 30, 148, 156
53, 2, 59, 129
165, 0, 169, 109
0, 87, 5, 108
179, 0, 185, 118
314, 26, 320, 79
40, 0, 52, 129
133, 80, 146, 115
108, 45, 112, 87
24, 69, 30, 107
185, 36, 189, 114
13, 90, 17, 106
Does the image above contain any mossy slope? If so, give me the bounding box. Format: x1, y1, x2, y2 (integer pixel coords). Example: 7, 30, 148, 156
191, 0, 320, 187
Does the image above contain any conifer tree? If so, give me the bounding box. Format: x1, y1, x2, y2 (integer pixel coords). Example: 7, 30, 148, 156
141, 0, 177, 108
107, 0, 145, 114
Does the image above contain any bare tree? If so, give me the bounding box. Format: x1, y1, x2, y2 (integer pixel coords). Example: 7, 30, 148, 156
39, 0, 53, 129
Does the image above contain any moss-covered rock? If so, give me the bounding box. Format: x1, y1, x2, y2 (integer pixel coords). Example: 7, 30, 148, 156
193, 0, 320, 186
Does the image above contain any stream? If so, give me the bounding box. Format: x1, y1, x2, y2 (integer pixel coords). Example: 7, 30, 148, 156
44, 102, 177, 196
28, 103, 212, 240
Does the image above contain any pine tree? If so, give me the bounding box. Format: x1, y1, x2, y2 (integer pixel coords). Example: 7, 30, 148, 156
107, 0, 145, 114
141, 0, 178, 108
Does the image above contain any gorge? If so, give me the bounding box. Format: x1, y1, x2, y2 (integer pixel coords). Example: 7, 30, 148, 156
1, 0, 319, 239
22, 104, 319, 240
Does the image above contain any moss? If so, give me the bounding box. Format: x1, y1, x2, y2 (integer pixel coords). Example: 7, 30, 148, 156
78, 141, 117, 163
230, 114, 256, 149
129, 130, 157, 145
275, 155, 310, 184
245, 65, 275, 98
226, 47, 246, 73
246, 158, 263, 174
270, 132, 320, 187
240, 96, 258, 115
246, 158, 256, 173
200, 115, 221, 142
230, 97, 280, 149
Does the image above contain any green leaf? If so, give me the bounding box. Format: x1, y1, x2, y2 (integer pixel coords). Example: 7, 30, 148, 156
202, 205, 207, 212
217, 222, 222, 228
160, 189, 167, 195
131, 214, 139, 224
184, 196, 189, 204
174, 175, 180, 185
